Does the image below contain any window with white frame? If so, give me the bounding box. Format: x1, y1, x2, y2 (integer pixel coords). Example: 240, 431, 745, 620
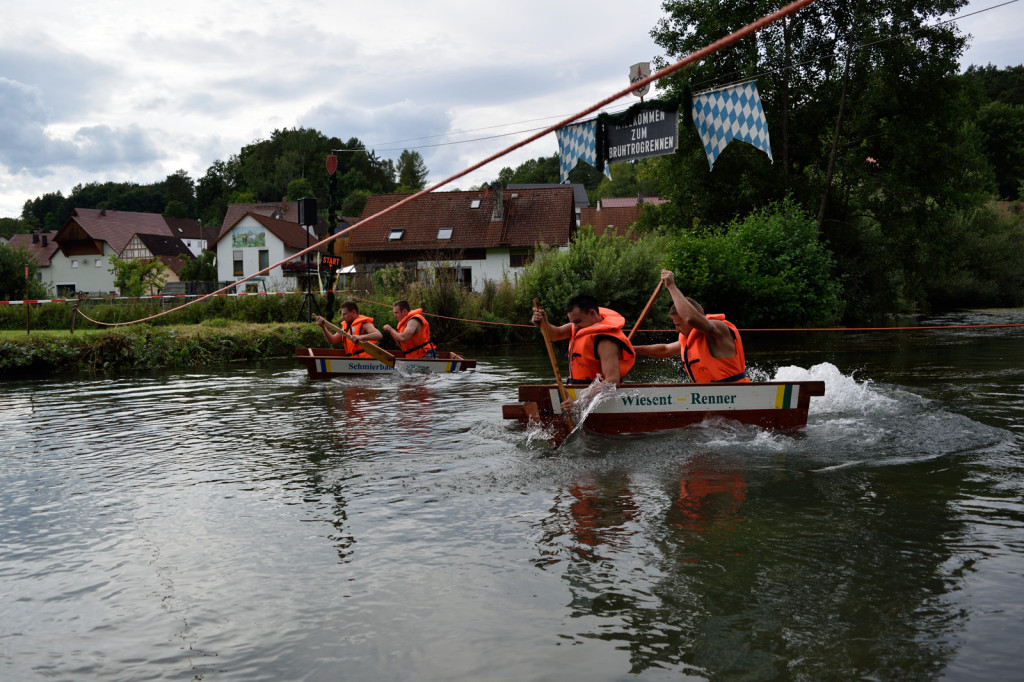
437, 228, 453, 240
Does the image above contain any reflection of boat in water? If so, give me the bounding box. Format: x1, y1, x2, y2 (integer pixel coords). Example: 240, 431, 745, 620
295, 348, 476, 378
502, 381, 825, 445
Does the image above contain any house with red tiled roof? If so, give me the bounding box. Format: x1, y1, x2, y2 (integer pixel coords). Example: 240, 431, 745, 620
217, 200, 331, 243
578, 196, 668, 239
345, 186, 576, 291
46, 209, 182, 297
7, 232, 61, 292
579, 205, 643, 239
210, 212, 322, 292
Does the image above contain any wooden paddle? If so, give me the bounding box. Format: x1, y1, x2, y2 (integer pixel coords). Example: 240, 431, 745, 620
533, 299, 573, 430
627, 280, 664, 342
320, 318, 396, 368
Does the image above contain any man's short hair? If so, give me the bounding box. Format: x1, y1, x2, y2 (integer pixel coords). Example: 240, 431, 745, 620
341, 300, 359, 313
393, 299, 410, 312
566, 293, 600, 315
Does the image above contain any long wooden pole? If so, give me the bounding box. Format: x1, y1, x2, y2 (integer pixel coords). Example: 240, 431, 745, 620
533, 299, 573, 430
627, 281, 664, 342
320, 318, 397, 368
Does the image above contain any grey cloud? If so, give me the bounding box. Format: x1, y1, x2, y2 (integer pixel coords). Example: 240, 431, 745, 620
70, 124, 167, 172
0, 42, 121, 120
299, 100, 452, 152
0, 78, 165, 176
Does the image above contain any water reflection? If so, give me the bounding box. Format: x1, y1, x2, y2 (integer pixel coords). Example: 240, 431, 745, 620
1, 313, 1022, 680
529, 426, 980, 678
668, 454, 747, 534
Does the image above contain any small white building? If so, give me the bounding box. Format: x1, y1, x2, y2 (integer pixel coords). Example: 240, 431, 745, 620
211, 212, 321, 292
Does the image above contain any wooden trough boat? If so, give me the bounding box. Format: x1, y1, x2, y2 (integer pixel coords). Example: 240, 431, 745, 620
502, 380, 826, 444
295, 347, 476, 378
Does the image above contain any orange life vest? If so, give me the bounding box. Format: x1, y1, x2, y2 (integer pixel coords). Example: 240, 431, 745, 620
341, 314, 377, 358
680, 314, 749, 383
568, 307, 636, 383
396, 308, 436, 359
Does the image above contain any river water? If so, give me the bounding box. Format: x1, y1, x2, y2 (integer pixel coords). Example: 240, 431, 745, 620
2, 310, 1023, 681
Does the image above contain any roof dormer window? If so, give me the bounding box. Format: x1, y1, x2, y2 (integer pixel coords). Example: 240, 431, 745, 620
437, 228, 453, 240
388, 228, 405, 241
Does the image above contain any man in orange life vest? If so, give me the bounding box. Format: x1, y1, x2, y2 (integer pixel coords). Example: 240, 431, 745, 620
633, 270, 749, 383
531, 294, 636, 409
382, 300, 438, 359
314, 301, 383, 357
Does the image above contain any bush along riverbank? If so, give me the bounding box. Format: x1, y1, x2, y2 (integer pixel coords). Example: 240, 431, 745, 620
0, 323, 325, 379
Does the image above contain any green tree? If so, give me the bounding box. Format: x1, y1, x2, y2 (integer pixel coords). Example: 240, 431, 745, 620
649, 0, 1000, 318
515, 226, 669, 324
664, 197, 844, 326
178, 250, 218, 282
491, 153, 605, 201
163, 200, 189, 218
287, 178, 316, 200
975, 100, 1024, 199
162, 169, 196, 217
963, 63, 1024, 106
593, 160, 662, 203
196, 158, 242, 227
341, 189, 371, 217
22, 191, 70, 231
0, 217, 28, 239
396, 149, 428, 191
108, 255, 168, 297
0, 243, 48, 300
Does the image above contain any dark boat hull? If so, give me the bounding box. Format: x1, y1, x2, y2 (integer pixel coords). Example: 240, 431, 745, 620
502, 381, 825, 443
295, 348, 476, 378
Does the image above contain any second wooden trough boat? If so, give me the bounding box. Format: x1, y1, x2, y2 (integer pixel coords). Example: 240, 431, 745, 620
502, 380, 826, 445
295, 347, 476, 378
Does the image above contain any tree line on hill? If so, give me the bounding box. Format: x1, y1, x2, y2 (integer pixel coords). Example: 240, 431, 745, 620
3, 133, 431, 237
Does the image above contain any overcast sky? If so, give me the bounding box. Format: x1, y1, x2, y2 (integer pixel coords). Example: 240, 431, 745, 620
1, 0, 1021, 219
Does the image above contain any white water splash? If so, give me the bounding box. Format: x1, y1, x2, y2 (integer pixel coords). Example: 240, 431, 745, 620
558, 377, 635, 442
773, 362, 897, 415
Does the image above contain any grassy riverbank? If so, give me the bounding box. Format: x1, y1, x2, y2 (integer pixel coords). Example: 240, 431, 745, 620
0, 322, 325, 379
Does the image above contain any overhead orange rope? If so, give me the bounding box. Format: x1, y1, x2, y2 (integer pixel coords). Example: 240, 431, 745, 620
82, 0, 821, 329
342, 294, 1024, 333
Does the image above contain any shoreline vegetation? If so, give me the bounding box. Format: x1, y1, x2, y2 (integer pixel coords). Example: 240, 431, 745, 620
0, 322, 326, 379
3, 217, 1023, 379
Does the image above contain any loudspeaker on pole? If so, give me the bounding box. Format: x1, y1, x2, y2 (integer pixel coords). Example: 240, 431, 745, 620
298, 197, 317, 227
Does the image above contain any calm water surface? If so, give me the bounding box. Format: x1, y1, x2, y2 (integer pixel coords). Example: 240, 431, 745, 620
2, 310, 1023, 681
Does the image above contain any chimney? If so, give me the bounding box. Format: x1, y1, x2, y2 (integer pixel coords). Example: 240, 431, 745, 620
32, 233, 39, 243
100, 208, 106, 216
42, 235, 48, 247
491, 184, 504, 222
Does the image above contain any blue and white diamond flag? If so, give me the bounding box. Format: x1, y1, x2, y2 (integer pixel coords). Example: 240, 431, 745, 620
556, 119, 611, 182
692, 81, 773, 169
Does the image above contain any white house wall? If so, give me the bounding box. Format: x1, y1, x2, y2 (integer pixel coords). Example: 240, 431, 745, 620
416, 245, 572, 292
216, 216, 299, 292
47, 245, 119, 296
413, 249, 523, 292
183, 239, 206, 257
